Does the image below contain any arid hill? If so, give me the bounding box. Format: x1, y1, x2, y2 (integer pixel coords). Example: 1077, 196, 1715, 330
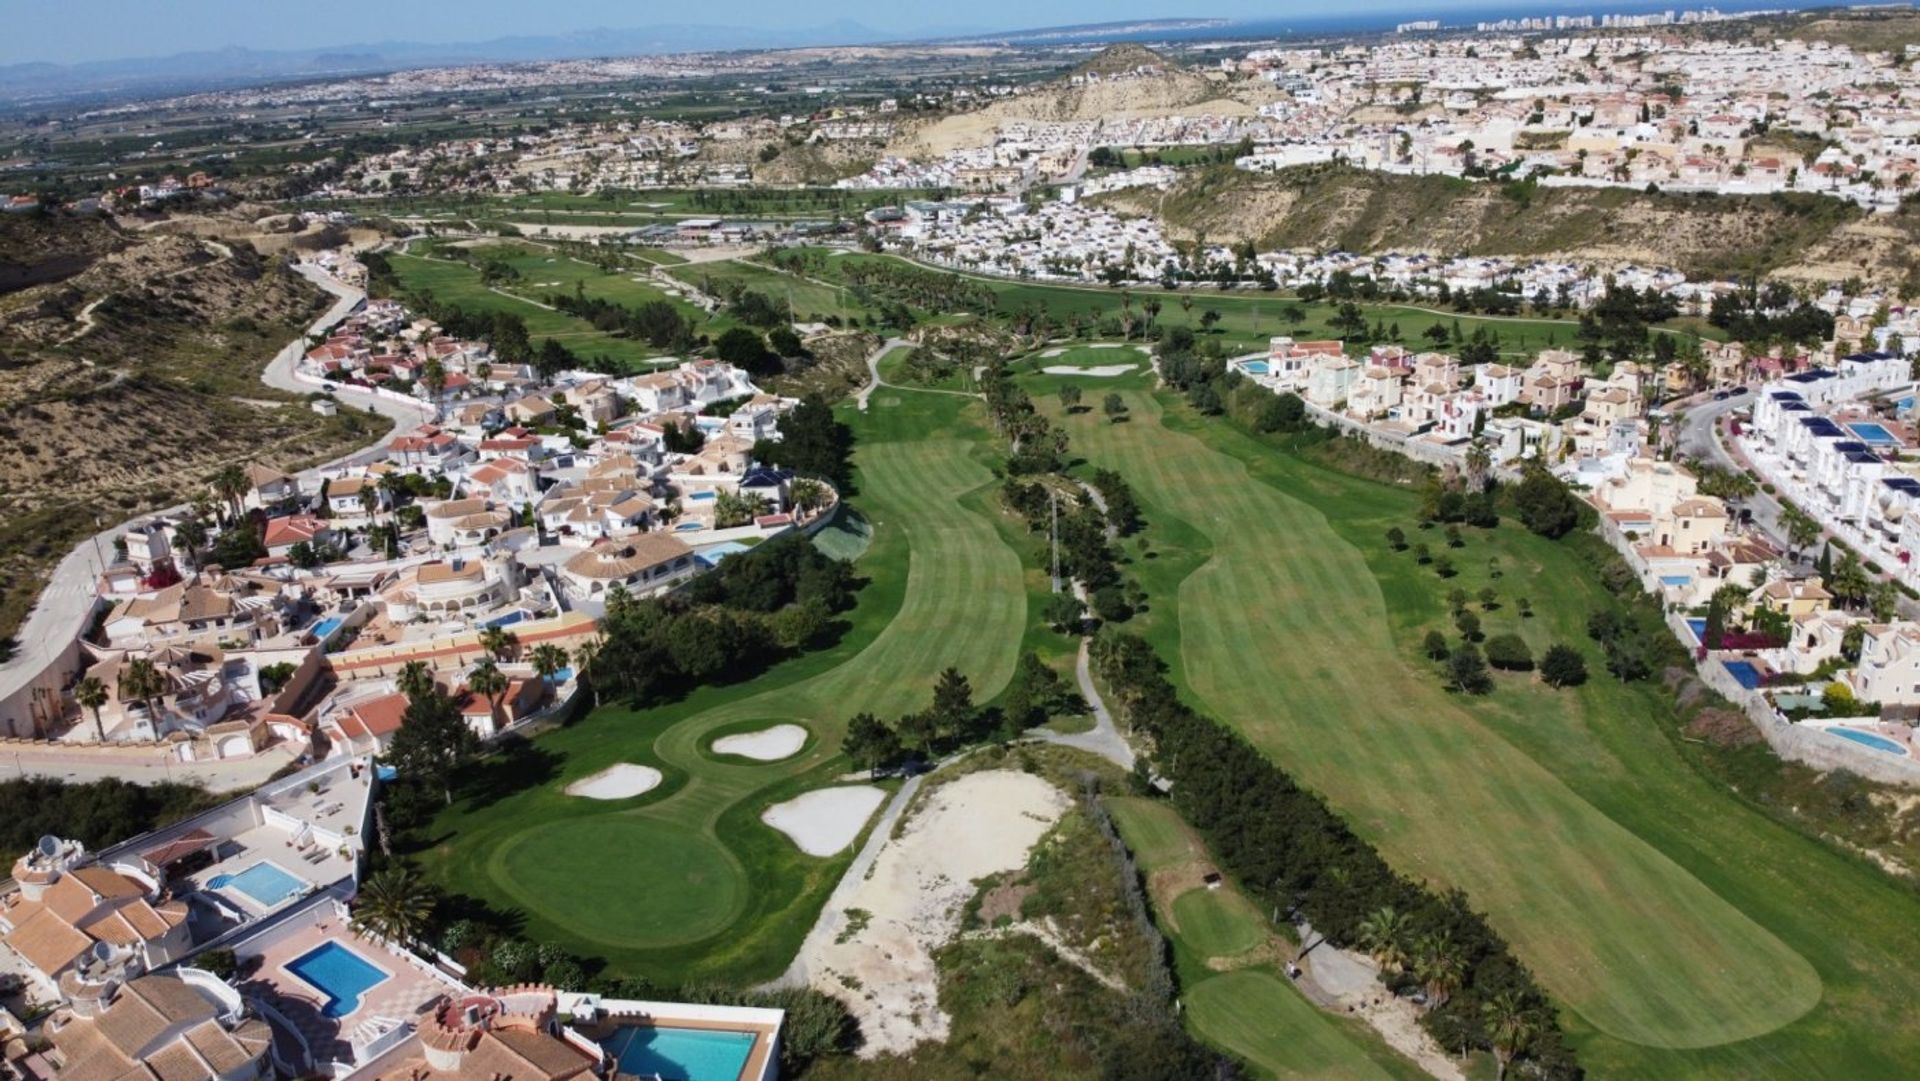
1099, 164, 1920, 288
0, 213, 380, 651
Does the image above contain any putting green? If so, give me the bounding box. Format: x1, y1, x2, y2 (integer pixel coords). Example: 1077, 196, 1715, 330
1171, 887, 1266, 960
491, 816, 746, 948
1062, 386, 1819, 1049
1187, 969, 1407, 1081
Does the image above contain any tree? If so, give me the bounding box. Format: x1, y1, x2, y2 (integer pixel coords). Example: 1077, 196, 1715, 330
1357, 906, 1410, 973
1454, 609, 1482, 640
896, 709, 938, 756
1045, 592, 1087, 633
396, 660, 436, 703
466, 659, 509, 729
1385, 526, 1407, 551
1058, 385, 1083, 413
1781, 504, 1820, 559
1872, 579, 1901, 622
842, 712, 901, 776
1449, 645, 1492, 694
74, 676, 109, 742
929, 667, 975, 743
1512, 465, 1581, 539
572, 637, 604, 706
764, 394, 852, 487
1424, 629, 1451, 660
1102, 393, 1129, 423
1484, 633, 1533, 671
529, 643, 568, 685
386, 688, 479, 805
716, 326, 778, 376
350, 865, 438, 947
789, 479, 828, 516
1434, 555, 1457, 578
1540, 645, 1587, 687
1413, 933, 1464, 1009
1478, 587, 1498, 610
1445, 525, 1464, 548
478, 625, 517, 662
1483, 991, 1538, 1081
768, 325, 806, 357
211, 464, 247, 523
118, 657, 168, 732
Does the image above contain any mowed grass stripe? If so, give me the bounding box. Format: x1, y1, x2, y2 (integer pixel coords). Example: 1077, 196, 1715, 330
1187, 970, 1407, 1081
1067, 389, 1818, 1049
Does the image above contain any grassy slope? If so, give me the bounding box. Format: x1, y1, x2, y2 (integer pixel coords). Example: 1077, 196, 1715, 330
1054, 374, 1920, 1075
414, 392, 1026, 984
1107, 796, 1426, 1081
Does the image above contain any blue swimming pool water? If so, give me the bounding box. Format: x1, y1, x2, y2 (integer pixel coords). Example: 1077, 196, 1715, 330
1827, 727, 1908, 756
1849, 422, 1899, 445
603, 1026, 756, 1081
1242, 360, 1270, 375
311, 617, 344, 639
1686, 618, 1708, 641
1723, 660, 1763, 689
1659, 574, 1692, 587
213, 861, 307, 907
676, 522, 704, 531
688, 491, 717, 502
285, 942, 390, 1019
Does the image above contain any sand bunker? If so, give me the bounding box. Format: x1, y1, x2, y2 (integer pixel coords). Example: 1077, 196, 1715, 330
800, 770, 1068, 1057
763, 786, 887, 856
712, 724, 808, 761
1041, 364, 1137, 377
1041, 347, 1066, 357
564, 763, 662, 800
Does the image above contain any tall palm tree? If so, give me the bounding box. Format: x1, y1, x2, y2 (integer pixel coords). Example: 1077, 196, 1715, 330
1482, 991, 1537, 1081
1412, 932, 1464, 1010
118, 657, 168, 735
1356, 906, 1410, 973
528, 643, 568, 686
466, 660, 509, 728
350, 865, 437, 947
396, 660, 435, 703
211, 465, 248, 524
572, 637, 604, 707
789, 479, 827, 516
477, 625, 516, 663
74, 676, 109, 742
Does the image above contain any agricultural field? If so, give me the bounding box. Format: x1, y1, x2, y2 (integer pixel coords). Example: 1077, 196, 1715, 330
1105, 797, 1426, 1081
1037, 369, 1920, 1078
411, 391, 1031, 984
385, 239, 717, 370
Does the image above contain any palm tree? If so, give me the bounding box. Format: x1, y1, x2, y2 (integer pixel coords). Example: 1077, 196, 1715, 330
118, 657, 168, 735
466, 659, 509, 728
396, 660, 436, 703
211, 464, 248, 524
1780, 504, 1820, 561
1412, 932, 1464, 1009
1482, 991, 1538, 1081
573, 636, 604, 707
350, 865, 437, 947
789, 479, 827, 516
478, 625, 516, 663
528, 643, 568, 686
1356, 906, 1410, 973
1464, 441, 1492, 494
74, 676, 109, 742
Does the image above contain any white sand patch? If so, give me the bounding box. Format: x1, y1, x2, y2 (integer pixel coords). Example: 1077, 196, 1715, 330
1040, 347, 1066, 357
564, 763, 662, 800
713, 724, 808, 762
801, 770, 1068, 1057
1090, 342, 1123, 348
764, 786, 886, 856
1041, 364, 1137, 377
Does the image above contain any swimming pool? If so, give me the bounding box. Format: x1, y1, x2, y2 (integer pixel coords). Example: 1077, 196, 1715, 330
1723, 660, 1763, 690
285, 942, 390, 1019
602, 1025, 756, 1081
1241, 360, 1270, 375
310, 617, 344, 639
1849, 422, 1900, 445
209, 861, 307, 908
1686, 617, 1708, 642
687, 491, 717, 502
1826, 727, 1909, 756
1659, 574, 1692, 588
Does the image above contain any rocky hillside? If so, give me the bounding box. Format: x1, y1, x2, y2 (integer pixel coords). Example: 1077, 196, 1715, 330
1101, 164, 1918, 287
890, 45, 1280, 157
0, 214, 380, 652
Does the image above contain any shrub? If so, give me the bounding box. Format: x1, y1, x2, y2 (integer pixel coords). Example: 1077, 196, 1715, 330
1455, 610, 1482, 640
1485, 633, 1534, 671
1540, 645, 1588, 687
1386, 526, 1407, 550
1424, 629, 1451, 660
1435, 556, 1458, 578
1449, 645, 1493, 694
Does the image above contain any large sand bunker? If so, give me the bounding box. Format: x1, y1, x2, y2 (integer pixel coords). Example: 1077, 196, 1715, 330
712, 724, 808, 762
564, 763, 662, 800
763, 786, 887, 856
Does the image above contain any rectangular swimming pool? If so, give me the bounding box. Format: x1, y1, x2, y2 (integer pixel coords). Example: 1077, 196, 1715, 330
285, 942, 390, 1019
1849, 422, 1900, 445
210, 861, 307, 908
1723, 660, 1764, 690
1826, 727, 1909, 757
602, 1025, 756, 1081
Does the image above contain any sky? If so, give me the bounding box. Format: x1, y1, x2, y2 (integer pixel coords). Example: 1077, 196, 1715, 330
4, 0, 1514, 66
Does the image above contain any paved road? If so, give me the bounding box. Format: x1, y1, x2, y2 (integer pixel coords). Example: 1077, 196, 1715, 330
1674, 391, 1788, 551
854, 338, 919, 411
0, 261, 423, 770
1026, 638, 1135, 770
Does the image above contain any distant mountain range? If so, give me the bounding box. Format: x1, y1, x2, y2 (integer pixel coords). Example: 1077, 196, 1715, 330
0, 17, 1228, 109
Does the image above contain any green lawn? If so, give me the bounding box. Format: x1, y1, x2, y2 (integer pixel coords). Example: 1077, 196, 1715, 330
1106, 797, 1426, 1080
413, 392, 1027, 984
1055, 375, 1920, 1077
387, 239, 718, 371
667, 259, 870, 324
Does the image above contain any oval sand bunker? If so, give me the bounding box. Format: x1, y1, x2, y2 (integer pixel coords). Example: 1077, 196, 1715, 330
712, 724, 808, 761
564, 763, 662, 800
763, 785, 887, 856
